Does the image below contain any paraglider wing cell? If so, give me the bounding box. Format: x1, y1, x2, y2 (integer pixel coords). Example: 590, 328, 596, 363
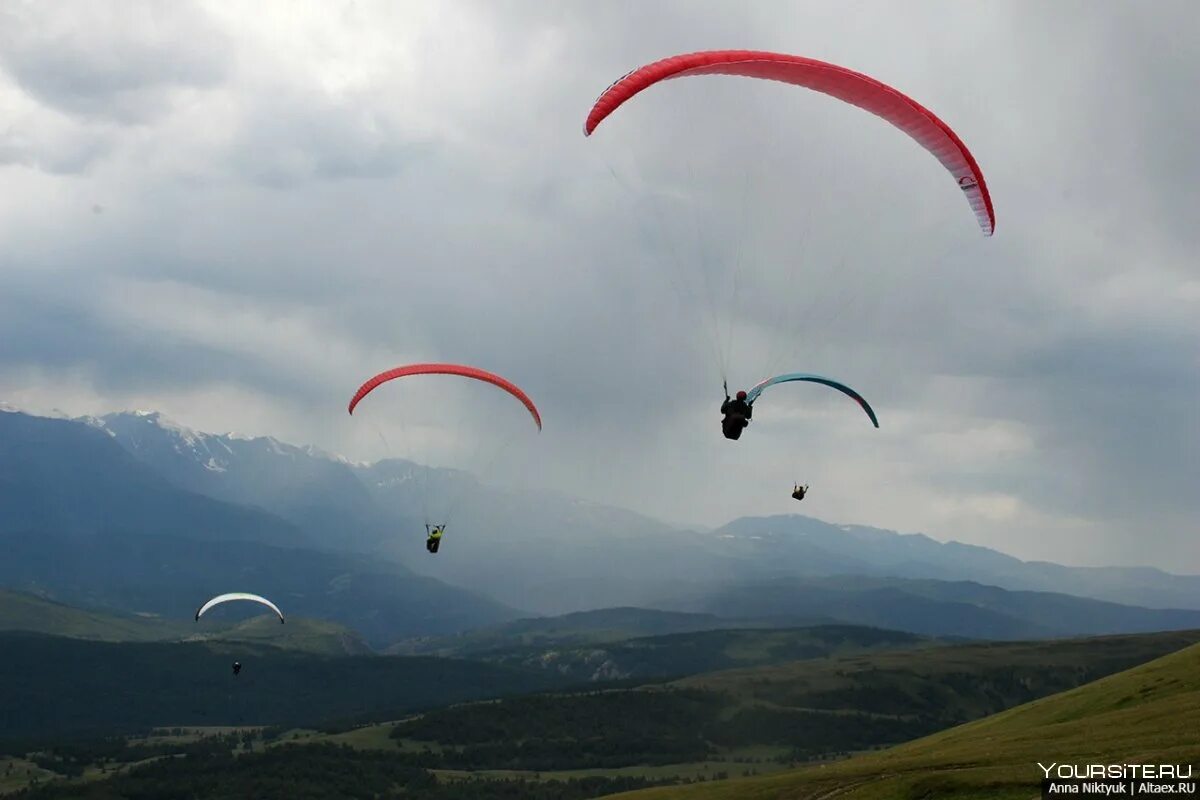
746, 373, 880, 428
347, 362, 542, 430
195, 593, 285, 624
584, 50, 994, 235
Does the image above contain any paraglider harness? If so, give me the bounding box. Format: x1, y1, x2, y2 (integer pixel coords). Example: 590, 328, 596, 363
792, 484, 808, 502
426, 524, 445, 554
721, 382, 753, 441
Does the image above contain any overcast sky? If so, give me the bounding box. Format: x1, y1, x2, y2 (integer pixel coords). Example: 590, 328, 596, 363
0, 1, 1195, 571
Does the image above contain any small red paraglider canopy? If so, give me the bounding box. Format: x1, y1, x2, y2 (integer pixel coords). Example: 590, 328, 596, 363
348, 363, 542, 431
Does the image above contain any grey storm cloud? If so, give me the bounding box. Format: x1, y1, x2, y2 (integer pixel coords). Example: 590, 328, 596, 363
0, 1, 1195, 569
228, 91, 431, 187
0, 0, 230, 124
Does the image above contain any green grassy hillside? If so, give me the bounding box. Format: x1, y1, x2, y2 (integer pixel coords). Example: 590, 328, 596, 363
373, 630, 1200, 774
427, 624, 932, 682
191, 614, 373, 656
8, 631, 1198, 799
0, 589, 371, 655
672, 630, 1193, 724
0, 590, 186, 642
605, 639, 1200, 799
387, 608, 786, 657
0, 632, 562, 739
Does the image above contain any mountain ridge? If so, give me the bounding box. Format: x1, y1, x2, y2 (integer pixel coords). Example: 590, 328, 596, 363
7, 406, 1200, 635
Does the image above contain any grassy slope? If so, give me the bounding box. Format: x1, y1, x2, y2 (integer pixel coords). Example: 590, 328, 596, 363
278, 630, 1200, 790
0, 757, 58, 795
0, 590, 186, 642
8, 632, 1197, 797
191, 614, 373, 656
0, 589, 371, 655
0, 632, 562, 739
606, 640, 1200, 799
668, 631, 1200, 723
458, 625, 933, 682
386, 608, 769, 656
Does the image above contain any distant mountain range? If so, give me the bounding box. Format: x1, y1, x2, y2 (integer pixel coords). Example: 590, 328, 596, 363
4, 406, 1200, 650
658, 575, 1200, 639
84, 411, 394, 553
74, 410, 1200, 613
0, 411, 516, 645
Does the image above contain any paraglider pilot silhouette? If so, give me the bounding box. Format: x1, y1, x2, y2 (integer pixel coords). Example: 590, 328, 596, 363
721, 382, 754, 440
426, 524, 445, 554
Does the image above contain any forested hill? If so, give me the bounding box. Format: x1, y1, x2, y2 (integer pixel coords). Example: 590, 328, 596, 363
0, 632, 564, 739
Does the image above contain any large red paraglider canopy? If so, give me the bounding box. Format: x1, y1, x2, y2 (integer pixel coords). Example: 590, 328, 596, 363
585, 50, 994, 235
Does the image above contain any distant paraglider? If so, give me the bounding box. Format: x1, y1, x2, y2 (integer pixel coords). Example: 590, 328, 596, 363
349, 362, 542, 553
426, 524, 445, 554
232, 661, 242, 677
348, 363, 542, 429
792, 484, 809, 502
195, 593, 285, 624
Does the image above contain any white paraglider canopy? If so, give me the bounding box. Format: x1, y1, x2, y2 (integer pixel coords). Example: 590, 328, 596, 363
194, 592, 285, 624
